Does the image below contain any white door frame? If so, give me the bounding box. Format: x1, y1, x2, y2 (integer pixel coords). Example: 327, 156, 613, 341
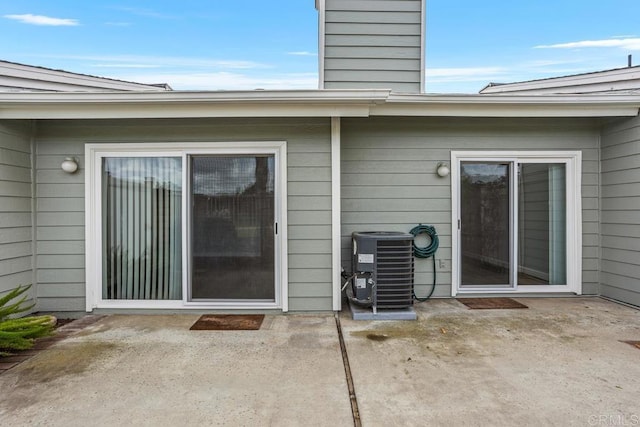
451, 150, 582, 296
85, 141, 288, 311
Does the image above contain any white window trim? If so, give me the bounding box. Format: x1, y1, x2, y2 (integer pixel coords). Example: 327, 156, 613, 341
451, 150, 582, 296
85, 142, 288, 311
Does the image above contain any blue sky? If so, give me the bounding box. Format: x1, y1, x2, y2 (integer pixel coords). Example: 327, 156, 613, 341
1, 0, 639, 93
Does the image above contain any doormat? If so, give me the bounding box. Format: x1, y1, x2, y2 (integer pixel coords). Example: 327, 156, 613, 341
190, 314, 264, 331
621, 340, 640, 350
457, 298, 528, 310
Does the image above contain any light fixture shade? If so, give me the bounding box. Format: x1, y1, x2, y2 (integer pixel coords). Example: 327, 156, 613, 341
61, 157, 78, 174
436, 162, 450, 177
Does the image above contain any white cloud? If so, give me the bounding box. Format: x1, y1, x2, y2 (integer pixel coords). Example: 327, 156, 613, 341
112, 7, 176, 20
535, 38, 640, 51
424, 62, 603, 93
108, 71, 318, 90
213, 60, 270, 70
26, 52, 317, 90
89, 63, 160, 69
37, 54, 271, 70
4, 14, 79, 26
426, 67, 507, 82
523, 59, 582, 68
287, 51, 317, 56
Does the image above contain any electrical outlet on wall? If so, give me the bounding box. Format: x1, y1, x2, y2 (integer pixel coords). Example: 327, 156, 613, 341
438, 259, 446, 269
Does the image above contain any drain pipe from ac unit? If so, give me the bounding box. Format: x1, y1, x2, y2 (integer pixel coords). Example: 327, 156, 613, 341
341, 270, 373, 308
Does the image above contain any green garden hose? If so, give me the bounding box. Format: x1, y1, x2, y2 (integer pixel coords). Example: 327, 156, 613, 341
410, 224, 439, 301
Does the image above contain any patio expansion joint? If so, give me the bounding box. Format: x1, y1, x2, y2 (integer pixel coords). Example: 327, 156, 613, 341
335, 312, 362, 427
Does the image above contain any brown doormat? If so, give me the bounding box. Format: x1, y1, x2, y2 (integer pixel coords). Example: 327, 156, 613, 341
457, 298, 528, 310
190, 314, 264, 331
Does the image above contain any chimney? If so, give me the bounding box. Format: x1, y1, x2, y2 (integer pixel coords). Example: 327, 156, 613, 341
316, 0, 425, 93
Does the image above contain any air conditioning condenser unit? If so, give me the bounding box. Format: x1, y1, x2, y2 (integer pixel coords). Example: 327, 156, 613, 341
350, 231, 414, 314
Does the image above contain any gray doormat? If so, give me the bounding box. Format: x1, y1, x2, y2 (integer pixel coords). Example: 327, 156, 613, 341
190, 314, 264, 330
457, 298, 528, 310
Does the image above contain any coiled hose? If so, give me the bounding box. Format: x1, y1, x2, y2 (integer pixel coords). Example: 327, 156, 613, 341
410, 224, 439, 301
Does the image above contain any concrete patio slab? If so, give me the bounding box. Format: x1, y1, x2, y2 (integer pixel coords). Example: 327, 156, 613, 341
1, 298, 639, 426
0, 314, 352, 426
341, 297, 640, 426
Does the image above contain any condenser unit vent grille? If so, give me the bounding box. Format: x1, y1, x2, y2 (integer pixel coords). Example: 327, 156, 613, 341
376, 239, 414, 309
351, 231, 414, 310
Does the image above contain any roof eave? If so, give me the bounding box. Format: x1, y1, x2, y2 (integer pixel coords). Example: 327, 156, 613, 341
479, 66, 640, 94
0, 90, 639, 119
0, 60, 171, 92
376, 93, 640, 117
0, 89, 391, 119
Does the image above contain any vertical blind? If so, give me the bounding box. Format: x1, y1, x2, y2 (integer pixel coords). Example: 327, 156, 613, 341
102, 157, 182, 300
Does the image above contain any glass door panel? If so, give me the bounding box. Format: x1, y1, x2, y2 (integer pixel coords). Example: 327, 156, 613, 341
518, 163, 566, 285
460, 162, 513, 287
190, 155, 275, 301
102, 157, 183, 300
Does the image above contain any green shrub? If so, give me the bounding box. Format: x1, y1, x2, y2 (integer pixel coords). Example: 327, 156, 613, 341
0, 285, 55, 356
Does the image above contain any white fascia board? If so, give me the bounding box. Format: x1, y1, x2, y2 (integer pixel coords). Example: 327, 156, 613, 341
0, 103, 377, 119
374, 94, 640, 117
0, 88, 391, 102
0, 89, 391, 119
1, 89, 640, 119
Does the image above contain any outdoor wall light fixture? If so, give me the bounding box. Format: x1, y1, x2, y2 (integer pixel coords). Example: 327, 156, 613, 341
436, 162, 450, 177
61, 157, 79, 174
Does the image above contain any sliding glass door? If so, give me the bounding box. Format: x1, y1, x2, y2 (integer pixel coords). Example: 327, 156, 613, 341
453, 152, 580, 294
190, 155, 276, 301
88, 142, 285, 310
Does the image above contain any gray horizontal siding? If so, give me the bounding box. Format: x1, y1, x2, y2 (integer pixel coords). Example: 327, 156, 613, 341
325, 58, 420, 72
324, 81, 421, 92
326, 11, 422, 24
341, 117, 601, 297
325, 34, 421, 48
326, 23, 421, 36
325, 70, 421, 83
0, 120, 34, 308
35, 118, 333, 312
328, 0, 422, 12
323, 0, 423, 92
599, 115, 640, 306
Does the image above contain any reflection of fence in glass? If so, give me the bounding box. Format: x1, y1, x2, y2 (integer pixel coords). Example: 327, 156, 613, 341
460, 163, 510, 286
192, 156, 274, 196
192, 194, 274, 258
192, 155, 274, 259
102, 157, 182, 300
